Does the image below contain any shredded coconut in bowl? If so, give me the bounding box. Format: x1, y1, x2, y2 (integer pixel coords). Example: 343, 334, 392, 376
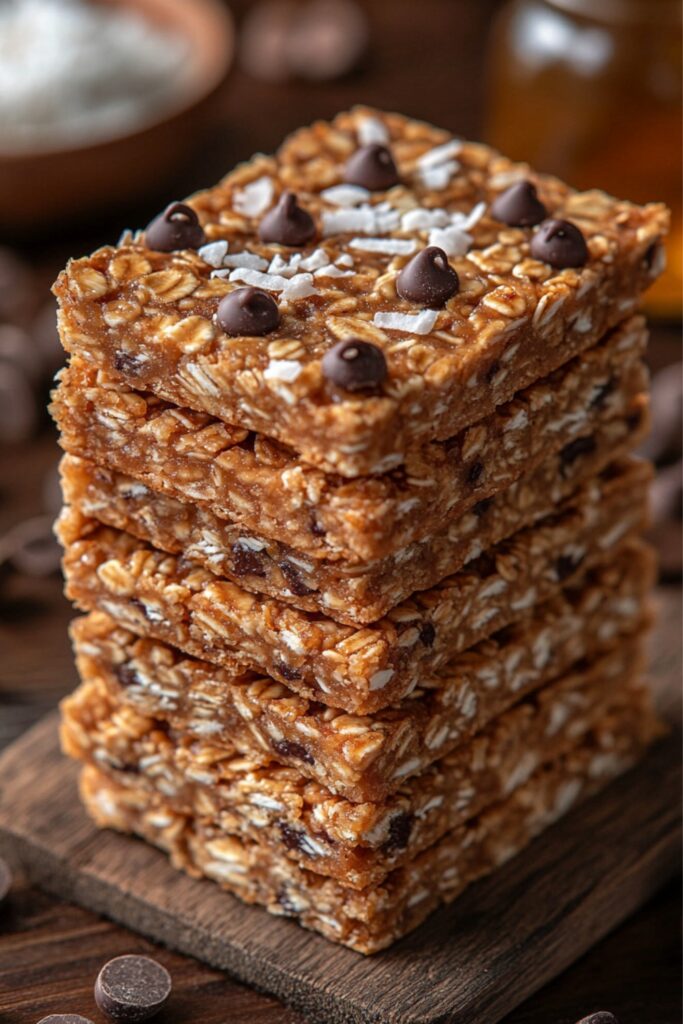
0, 0, 191, 153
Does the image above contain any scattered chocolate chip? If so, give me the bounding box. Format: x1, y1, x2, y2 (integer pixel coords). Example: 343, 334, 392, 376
396, 246, 459, 307
273, 738, 315, 764
0, 359, 37, 443
382, 812, 414, 852
560, 435, 596, 471
344, 144, 399, 191
114, 663, 141, 688
466, 461, 484, 485
113, 352, 144, 376
287, 0, 369, 81
491, 180, 547, 227
274, 660, 302, 681
473, 498, 493, 517
322, 338, 387, 392
0, 856, 12, 904
556, 553, 582, 581
419, 622, 435, 647
575, 1014, 620, 1024
279, 560, 313, 596
37, 1017, 95, 1024
145, 202, 205, 252
590, 376, 615, 410
94, 955, 171, 1022
231, 541, 267, 577
259, 191, 316, 246
217, 287, 280, 337
530, 218, 588, 268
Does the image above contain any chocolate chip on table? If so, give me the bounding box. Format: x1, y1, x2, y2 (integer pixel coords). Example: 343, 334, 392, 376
530, 218, 589, 268
94, 955, 171, 1022
322, 338, 387, 392
286, 0, 369, 81
145, 202, 206, 252
575, 1014, 620, 1024
0, 855, 12, 904
344, 143, 399, 190
259, 191, 316, 246
490, 180, 547, 227
217, 287, 280, 336
37, 1016, 95, 1024
0, 360, 37, 443
396, 246, 459, 307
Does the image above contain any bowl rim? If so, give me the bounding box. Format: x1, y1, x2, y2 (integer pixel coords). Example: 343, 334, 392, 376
0, 0, 234, 162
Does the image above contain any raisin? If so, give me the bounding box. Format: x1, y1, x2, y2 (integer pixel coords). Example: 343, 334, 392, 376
466, 460, 484, 485
114, 662, 140, 687
473, 497, 492, 517
113, 351, 143, 375
556, 553, 582, 581
274, 660, 301, 682
560, 435, 596, 473
272, 738, 315, 765
419, 622, 436, 647
279, 560, 313, 596
382, 812, 414, 852
231, 542, 266, 577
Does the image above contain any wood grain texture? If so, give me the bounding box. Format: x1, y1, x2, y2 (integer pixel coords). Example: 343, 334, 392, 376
0, 651, 679, 1024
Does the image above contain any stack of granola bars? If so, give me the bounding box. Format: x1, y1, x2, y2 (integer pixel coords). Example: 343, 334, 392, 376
52, 109, 667, 954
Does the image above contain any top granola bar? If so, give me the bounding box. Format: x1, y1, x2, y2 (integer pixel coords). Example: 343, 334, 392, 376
53, 107, 668, 477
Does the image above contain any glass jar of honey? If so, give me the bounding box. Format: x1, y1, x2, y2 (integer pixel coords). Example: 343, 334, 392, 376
486, 0, 682, 318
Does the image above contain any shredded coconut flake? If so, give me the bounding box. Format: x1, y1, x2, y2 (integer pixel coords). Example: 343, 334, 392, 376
320, 184, 371, 207
428, 224, 472, 257
233, 176, 275, 218
374, 310, 438, 335
420, 160, 459, 190
282, 274, 318, 300
349, 237, 416, 255
228, 267, 290, 291
215, 251, 269, 273
417, 139, 462, 169
400, 207, 451, 231
313, 264, 354, 278
197, 240, 228, 268
321, 203, 399, 238
357, 115, 389, 146
336, 253, 354, 267
263, 359, 303, 383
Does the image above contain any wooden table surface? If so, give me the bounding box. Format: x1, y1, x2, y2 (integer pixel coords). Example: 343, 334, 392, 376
1, 1, 681, 1020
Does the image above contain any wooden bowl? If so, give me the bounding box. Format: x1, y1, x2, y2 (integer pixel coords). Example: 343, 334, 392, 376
0, 0, 234, 232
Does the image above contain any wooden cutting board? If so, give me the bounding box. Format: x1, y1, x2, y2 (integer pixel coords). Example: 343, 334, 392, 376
0, 612, 680, 1024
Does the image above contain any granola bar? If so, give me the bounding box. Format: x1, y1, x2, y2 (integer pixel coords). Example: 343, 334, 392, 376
58, 477, 651, 715
78, 696, 660, 953
51, 314, 649, 565
53, 107, 668, 478
62, 642, 647, 890
56, 413, 649, 628
71, 546, 651, 802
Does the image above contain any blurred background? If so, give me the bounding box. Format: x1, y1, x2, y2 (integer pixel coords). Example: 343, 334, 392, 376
0, 0, 681, 750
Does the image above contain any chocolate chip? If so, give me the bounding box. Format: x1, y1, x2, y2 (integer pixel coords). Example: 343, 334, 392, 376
419, 622, 435, 647
530, 218, 589, 268
287, 0, 369, 81
114, 663, 141, 688
217, 287, 280, 336
382, 812, 414, 852
473, 498, 493, 517
491, 180, 547, 227
259, 191, 316, 246
560, 435, 596, 471
231, 541, 267, 577
273, 738, 315, 764
113, 352, 144, 376
466, 460, 484, 485
274, 660, 301, 681
575, 1014, 619, 1024
396, 247, 459, 307
279, 822, 307, 852
0, 856, 12, 904
279, 560, 313, 595
37, 1017, 95, 1024
556, 553, 582, 581
322, 338, 387, 392
94, 955, 171, 1022
344, 144, 399, 191
145, 202, 205, 252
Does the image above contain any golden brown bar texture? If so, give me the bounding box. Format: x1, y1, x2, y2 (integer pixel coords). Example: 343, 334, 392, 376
71, 543, 651, 803
53, 108, 668, 477
51, 314, 648, 568
79, 694, 660, 953
58, 469, 651, 714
